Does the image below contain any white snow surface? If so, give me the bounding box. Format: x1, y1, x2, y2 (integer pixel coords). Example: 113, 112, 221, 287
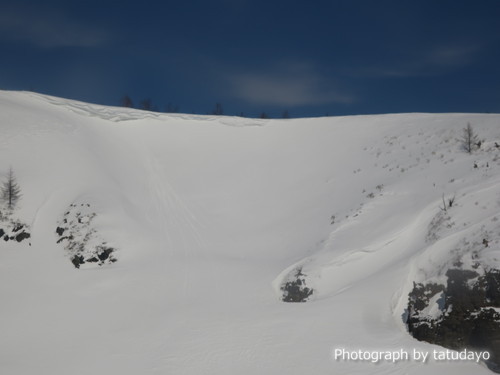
1, 90, 500, 374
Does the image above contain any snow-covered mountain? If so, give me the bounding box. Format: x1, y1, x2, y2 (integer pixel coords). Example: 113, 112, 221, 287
1, 90, 500, 374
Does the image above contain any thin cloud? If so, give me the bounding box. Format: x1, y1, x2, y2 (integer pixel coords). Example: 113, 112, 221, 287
425, 44, 480, 68
354, 43, 482, 78
228, 63, 355, 107
0, 6, 111, 48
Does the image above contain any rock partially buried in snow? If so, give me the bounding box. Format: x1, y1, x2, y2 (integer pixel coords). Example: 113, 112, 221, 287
281, 267, 313, 302
0, 211, 31, 244
56, 202, 117, 268
407, 267, 500, 372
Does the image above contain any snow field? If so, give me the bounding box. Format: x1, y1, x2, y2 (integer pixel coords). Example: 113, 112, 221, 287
1, 91, 499, 374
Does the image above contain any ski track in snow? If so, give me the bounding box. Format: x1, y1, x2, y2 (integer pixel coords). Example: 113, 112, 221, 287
146, 155, 207, 258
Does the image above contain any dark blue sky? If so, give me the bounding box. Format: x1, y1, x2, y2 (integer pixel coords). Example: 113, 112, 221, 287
1, 0, 500, 117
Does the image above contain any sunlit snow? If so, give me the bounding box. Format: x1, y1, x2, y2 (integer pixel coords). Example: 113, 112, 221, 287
1, 91, 499, 374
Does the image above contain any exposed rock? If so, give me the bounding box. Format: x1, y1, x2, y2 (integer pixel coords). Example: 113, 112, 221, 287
281, 268, 313, 302
0, 211, 31, 244
56, 202, 117, 268
15, 231, 30, 242
97, 247, 114, 261
12, 224, 23, 232
71, 255, 85, 269
407, 268, 500, 372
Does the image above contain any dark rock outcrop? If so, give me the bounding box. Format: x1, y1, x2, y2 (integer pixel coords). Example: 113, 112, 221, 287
408, 268, 500, 372
281, 268, 313, 302
0, 213, 31, 244
12, 224, 24, 232
71, 255, 85, 269
97, 247, 114, 261
15, 231, 30, 242
56, 203, 117, 268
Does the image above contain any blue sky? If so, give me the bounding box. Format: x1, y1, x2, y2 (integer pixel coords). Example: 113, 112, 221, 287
1, 0, 500, 117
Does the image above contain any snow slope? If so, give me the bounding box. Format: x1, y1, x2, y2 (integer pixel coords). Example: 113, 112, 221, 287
1, 90, 500, 374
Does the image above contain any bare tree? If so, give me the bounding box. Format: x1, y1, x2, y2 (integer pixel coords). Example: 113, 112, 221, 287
140, 98, 153, 111
2, 167, 21, 210
165, 102, 179, 113
440, 193, 456, 212
212, 103, 224, 116
462, 123, 479, 154
120, 95, 134, 108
